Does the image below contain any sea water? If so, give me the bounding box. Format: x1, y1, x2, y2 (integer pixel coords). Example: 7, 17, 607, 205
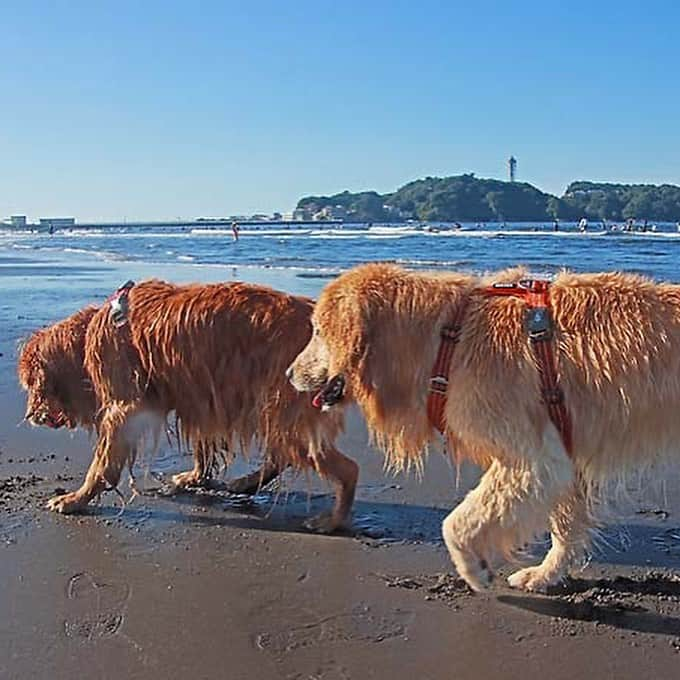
2, 222, 680, 345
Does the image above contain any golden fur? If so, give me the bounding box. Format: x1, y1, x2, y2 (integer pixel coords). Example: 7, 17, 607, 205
19, 280, 358, 532
18, 306, 99, 430
288, 263, 680, 591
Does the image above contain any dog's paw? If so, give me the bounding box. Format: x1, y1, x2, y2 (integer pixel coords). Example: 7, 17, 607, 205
507, 566, 560, 593
304, 511, 346, 535
447, 544, 494, 592
224, 475, 260, 495
170, 471, 203, 489
460, 558, 494, 592
46, 492, 87, 514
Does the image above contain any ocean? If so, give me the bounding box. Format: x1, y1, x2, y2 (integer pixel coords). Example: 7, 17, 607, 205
3, 221, 680, 348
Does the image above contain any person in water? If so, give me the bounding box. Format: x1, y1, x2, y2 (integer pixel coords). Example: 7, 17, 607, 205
231, 221, 240, 241
578, 217, 588, 232
553, 219, 559, 232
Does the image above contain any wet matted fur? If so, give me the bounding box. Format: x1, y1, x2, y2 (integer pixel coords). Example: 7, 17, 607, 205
288, 263, 680, 591
18, 306, 99, 430
19, 280, 357, 532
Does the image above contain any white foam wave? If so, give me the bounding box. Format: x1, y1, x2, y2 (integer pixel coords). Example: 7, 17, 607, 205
365, 233, 416, 240
309, 233, 360, 240
58, 229, 194, 239
191, 228, 313, 236
310, 229, 367, 237
368, 225, 419, 235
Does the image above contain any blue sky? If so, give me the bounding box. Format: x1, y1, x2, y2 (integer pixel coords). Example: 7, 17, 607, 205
1, 1, 679, 221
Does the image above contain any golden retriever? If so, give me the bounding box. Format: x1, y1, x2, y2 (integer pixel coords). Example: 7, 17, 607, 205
287, 262, 680, 591
19, 280, 358, 532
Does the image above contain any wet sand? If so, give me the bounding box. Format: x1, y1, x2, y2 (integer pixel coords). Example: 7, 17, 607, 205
2, 255, 680, 679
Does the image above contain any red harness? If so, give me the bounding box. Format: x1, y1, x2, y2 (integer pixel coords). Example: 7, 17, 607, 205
426, 280, 573, 455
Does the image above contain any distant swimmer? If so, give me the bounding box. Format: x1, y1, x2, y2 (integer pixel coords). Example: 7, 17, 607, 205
553, 219, 559, 232
578, 217, 588, 233
231, 221, 240, 242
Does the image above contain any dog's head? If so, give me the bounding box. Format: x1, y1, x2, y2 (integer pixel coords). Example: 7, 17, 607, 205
289, 264, 466, 466
287, 266, 376, 410
18, 306, 99, 430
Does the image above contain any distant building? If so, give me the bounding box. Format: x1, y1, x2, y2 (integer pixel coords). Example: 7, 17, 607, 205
383, 204, 410, 219
39, 217, 75, 230
10, 215, 27, 228
283, 208, 311, 221
313, 205, 347, 221
508, 156, 517, 182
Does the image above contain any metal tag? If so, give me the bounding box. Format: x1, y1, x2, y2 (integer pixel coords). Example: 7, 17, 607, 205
526, 306, 552, 340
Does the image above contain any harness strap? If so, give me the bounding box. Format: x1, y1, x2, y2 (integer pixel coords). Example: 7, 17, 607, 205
426, 300, 469, 433
486, 280, 572, 455
426, 280, 573, 456
532, 333, 573, 454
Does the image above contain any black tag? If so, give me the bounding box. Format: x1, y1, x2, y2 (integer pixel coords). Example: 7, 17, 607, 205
526, 307, 553, 340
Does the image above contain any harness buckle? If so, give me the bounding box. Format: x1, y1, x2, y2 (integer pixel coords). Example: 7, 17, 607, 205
542, 386, 564, 405
441, 325, 461, 340
429, 375, 449, 395
526, 306, 553, 341
110, 280, 135, 327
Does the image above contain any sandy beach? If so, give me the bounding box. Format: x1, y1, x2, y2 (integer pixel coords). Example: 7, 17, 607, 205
2, 251, 680, 679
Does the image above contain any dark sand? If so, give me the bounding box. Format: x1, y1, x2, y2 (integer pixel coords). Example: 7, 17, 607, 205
2, 259, 680, 678
2, 366, 680, 679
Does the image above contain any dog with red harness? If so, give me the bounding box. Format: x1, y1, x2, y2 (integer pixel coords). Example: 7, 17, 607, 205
288, 262, 680, 592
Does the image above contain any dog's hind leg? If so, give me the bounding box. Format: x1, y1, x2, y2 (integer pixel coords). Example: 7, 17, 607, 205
225, 460, 283, 494
442, 425, 574, 592
304, 445, 359, 534
47, 403, 159, 514
171, 442, 214, 490
507, 485, 592, 592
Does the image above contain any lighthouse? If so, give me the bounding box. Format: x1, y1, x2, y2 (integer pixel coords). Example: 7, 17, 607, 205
508, 156, 517, 182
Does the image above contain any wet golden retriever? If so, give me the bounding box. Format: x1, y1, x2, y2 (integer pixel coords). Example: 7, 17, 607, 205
288, 263, 680, 591
19, 280, 357, 532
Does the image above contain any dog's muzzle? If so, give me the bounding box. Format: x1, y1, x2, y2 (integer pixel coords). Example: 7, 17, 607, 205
29, 408, 69, 429
312, 374, 346, 411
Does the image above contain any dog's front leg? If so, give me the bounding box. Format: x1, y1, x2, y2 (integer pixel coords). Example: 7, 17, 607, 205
46, 402, 140, 513
442, 426, 574, 592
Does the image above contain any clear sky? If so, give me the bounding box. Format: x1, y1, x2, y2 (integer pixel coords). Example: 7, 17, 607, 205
2, 1, 679, 221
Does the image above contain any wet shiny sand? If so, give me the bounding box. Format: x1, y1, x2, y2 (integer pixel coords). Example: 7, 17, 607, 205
2, 370, 680, 679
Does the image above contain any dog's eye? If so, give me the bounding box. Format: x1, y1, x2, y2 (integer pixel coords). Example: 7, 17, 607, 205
46, 380, 63, 401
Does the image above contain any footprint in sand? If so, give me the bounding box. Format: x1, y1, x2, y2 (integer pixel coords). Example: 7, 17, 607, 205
63, 572, 131, 642
256, 605, 414, 654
